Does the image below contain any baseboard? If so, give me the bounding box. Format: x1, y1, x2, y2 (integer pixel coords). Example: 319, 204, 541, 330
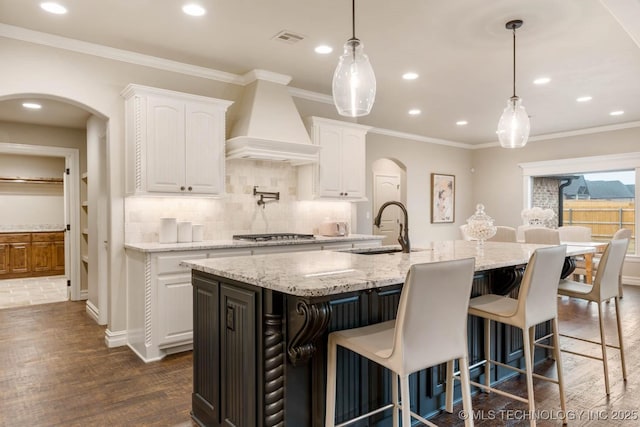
127, 344, 165, 363
622, 275, 640, 286
105, 329, 127, 348
85, 301, 100, 324
80, 290, 88, 300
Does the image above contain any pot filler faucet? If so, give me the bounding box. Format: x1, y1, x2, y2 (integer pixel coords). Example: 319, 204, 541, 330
373, 201, 410, 253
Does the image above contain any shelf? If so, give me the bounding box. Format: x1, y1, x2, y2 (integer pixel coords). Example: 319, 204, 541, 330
0, 176, 63, 184
82, 255, 89, 263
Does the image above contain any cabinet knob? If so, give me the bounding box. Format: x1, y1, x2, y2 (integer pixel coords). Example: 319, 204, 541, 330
340, 192, 344, 196
344, 192, 348, 196
188, 186, 193, 191
180, 186, 185, 191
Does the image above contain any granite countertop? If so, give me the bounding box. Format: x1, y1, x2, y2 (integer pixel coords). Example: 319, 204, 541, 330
124, 234, 384, 253
181, 240, 595, 297
0, 225, 66, 233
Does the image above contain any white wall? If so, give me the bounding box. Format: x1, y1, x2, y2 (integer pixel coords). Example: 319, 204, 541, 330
0, 148, 68, 227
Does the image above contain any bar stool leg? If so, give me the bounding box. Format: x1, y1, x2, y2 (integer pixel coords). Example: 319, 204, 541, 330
528, 326, 536, 362
392, 372, 399, 427
522, 326, 536, 427
614, 297, 627, 380
459, 355, 474, 427
552, 318, 567, 424
400, 375, 411, 426
325, 338, 337, 427
445, 360, 454, 413
597, 302, 611, 395
484, 318, 491, 391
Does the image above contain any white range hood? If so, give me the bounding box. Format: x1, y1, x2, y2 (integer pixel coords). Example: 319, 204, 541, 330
226, 71, 319, 165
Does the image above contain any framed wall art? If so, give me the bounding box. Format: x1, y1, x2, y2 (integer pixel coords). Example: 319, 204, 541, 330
431, 173, 455, 223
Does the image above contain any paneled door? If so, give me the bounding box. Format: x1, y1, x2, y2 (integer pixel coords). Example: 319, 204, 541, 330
373, 174, 401, 245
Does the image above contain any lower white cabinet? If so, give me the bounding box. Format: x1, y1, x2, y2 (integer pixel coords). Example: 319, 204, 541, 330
125, 238, 382, 362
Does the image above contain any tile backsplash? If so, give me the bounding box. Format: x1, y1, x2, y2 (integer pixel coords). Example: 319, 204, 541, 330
125, 160, 355, 243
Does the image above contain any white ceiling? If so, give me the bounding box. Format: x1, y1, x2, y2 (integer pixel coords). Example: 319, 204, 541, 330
1, 0, 640, 144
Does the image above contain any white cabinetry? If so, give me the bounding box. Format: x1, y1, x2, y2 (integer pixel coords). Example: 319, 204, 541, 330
122, 84, 233, 195
298, 116, 371, 201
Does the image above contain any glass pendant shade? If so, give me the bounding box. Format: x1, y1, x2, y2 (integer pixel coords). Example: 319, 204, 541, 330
332, 38, 376, 117
497, 96, 530, 148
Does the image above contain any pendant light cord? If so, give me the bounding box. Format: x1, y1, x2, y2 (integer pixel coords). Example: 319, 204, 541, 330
512, 26, 517, 98
352, 0, 356, 40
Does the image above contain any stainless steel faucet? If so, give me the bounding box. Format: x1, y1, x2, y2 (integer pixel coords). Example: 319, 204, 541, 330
373, 201, 410, 253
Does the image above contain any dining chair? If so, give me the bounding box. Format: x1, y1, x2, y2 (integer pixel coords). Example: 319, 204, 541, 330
325, 259, 476, 427
573, 228, 631, 294
524, 227, 560, 245
467, 245, 568, 427
557, 238, 629, 395
459, 224, 474, 241
557, 225, 592, 242
487, 226, 517, 243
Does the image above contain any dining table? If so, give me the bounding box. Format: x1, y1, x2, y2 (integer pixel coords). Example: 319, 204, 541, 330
562, 240, 608, 284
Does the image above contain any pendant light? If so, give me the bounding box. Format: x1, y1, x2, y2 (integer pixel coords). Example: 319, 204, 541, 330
332, 0, 376, 117
497, 19, 530, 148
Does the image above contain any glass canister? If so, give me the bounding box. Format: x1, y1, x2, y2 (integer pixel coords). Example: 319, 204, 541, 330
466, 204, 497, 245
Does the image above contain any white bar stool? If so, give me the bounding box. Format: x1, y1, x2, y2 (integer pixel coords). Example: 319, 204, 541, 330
325, 259, 476, 427
467, 245, 568, 427
557, 238, 629, 395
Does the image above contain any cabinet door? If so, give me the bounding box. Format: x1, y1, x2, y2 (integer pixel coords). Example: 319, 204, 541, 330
316, 124, 344, 198
220, 284, 257, 427
157, 275, 194, 346
9, 243, 30, 273
31, 242, 51, 272
52, 240, 65, 272
340, 128, 366, 198
185, 102, 225, 194
146, 95, 186, 193
0, 243, 9, 274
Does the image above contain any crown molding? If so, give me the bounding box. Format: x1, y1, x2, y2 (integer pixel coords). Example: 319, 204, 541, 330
0, 23, 244, 85
475, 120, 640, 149
288, 87, 334, 104
369, 127, 472, 149
242, 69, 292, 86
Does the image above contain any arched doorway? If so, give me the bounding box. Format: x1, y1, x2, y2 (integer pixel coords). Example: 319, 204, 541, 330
372, 158, 407, 245
0, 94, 109, 324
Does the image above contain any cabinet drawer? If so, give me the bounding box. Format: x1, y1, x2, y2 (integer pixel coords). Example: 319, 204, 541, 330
156, 252, 207, 275
32, 232, 64, 242
0, 233, 30, 243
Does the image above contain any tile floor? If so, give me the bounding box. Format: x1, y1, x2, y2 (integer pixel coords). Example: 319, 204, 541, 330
0, 275, 68, 309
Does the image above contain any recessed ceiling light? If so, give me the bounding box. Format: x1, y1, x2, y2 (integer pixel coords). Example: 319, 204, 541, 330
402, 72, 419, 80
456, 120, 468, 126
40, 2, 67, 14
533, 77, 551, 85
22, 102, 42, 110
610, 110, 624, 116
408, 109, 421, 116
576, 96, 592, 102
182, 3, 206, 16
314, 45, 333, 54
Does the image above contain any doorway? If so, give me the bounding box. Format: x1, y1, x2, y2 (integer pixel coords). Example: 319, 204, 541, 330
372, 158, 407, 245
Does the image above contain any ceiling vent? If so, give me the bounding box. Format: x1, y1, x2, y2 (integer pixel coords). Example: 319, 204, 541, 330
272, 30, 305, 44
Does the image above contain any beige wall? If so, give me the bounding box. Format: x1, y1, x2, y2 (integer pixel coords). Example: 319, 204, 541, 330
358, 133, 474, 245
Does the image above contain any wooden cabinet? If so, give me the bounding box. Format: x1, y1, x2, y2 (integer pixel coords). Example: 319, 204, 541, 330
298, 116, 371, 201
0, 232, 64, 279
122, 84, 233, 195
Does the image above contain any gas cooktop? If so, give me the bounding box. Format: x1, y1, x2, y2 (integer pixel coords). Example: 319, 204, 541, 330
232, 233, 315, 242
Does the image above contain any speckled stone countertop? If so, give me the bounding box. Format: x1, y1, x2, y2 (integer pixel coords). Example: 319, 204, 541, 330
124, 234, 384, 253
0, 225, 65, 233
182, 240, 595, 297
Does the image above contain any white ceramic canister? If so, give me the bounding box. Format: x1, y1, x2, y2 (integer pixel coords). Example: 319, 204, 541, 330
192, 224, 204, 242
177, 221, 193, 243
159, 218, 178, 243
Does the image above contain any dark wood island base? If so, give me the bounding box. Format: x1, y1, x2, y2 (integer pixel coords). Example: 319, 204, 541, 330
190, 264, 556, 427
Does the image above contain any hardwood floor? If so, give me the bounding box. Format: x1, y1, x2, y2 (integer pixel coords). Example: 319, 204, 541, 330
2, 287, 640, 426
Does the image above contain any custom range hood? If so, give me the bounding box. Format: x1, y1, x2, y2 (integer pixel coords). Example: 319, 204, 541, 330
226, 70, 319, 165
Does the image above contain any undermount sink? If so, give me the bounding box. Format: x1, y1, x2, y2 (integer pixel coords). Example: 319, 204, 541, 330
349, 247, 425, 255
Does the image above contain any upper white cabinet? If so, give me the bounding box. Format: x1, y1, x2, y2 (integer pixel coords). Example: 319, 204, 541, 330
298, 116, 371, 201
122, 84, 233, 195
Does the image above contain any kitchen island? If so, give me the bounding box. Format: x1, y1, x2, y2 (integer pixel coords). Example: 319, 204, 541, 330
183, 241, 593, 427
